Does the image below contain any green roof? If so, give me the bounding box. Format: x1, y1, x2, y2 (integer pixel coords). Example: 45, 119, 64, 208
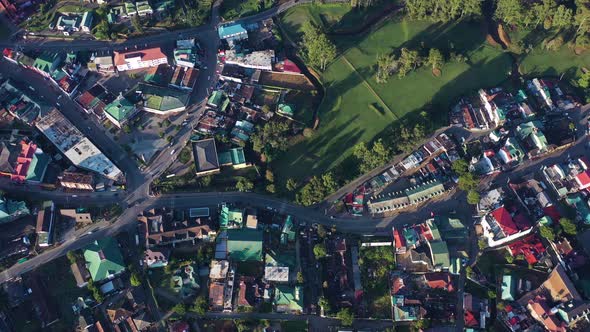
218, 148, 246, 166
227, 229, 263, 262
277, 103, 295, 117
517, 121, 548, 151
274, 285, 303, 311
565, 193, 590, 225
153, 0, 175, 11
33, 52, 61, 74
429, 241, 450, 269
218, 23, 247, 39
83, 237, 125, 282
537, 216, 553, 226
265, 251, 296, 269
405, 180, 445, 204
219, 204, 244, 229
208, 90, 223, 107
105, 97, 136, 122
428, 219, 441, 241
281, 215, 296, 244
25, 153, 50, 182
138, 83, 189, 112
0, 195, 29, 223
434, 215, 467, 239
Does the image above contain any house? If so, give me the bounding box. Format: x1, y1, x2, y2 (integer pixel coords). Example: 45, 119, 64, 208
498, 138, 525, 166
218, 23, 248, 42
56, 14, 81, 33
123, 2, 137, 17
516, 121, 548, 157
105, 289, 151, 331
169, 67, 199, 90
277, 103, 295, 118
227, 229, 263, 262
83, 237, 125, 283
174, 40, 199, 68
113, 47, 168, 72
32, 52, 64, 77
542, 157, 590, 198
281, 215, 296, 245
264, 251, 293, 283
104, 96, 138, 128
218, 147, 248, 169
423, 272, 454, 292
135, 0, 153, 16
501, 274, 515, 301
225, 49, 274, 71
137, 83, 190, 114
0, 194, 30, 224
0, 140, 50, 184
274, 285, 303, 313
58, 171, 94, 191
36, 202, 55, 247
88, 53, 115, 73
138, 208, 215, 247
367, 179, 446, 214
80, 11, 94, 32
209, 282, 225, 311
192, 138, 221, 176
219, 204, 244, 229
245, 209, 258, 229
70, 259, 91, 287
209, 260, 229, 280
144, 248, 169, 268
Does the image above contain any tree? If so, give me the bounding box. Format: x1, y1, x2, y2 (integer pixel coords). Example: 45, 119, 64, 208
317, 224, 327, 238
427, 48, 444, 71
494, 0, 526, 26
235, 178, 254, 192
559, 218, 578, 236
172, 303, 187, 316
251, 120, 290, 161
286, 178, 298, 191
318, 296, 331, 313
353, 139, 392, 173
579, 71, 590, 88
376, 53, 395, 83
504, 251, 514, 264
478, 239, 487, 250
412, 319, 430, 332
93, 20, 111, 40
397, 48, 419, 78
487, 289, 497, 299
297, 271, 304, 284
261, 105, 271, 113
539, 225, 556, 242
265, 169, 274, 182
313, 243, 327, 259
66, 251, 78, 265
131, 15, 144, 33
552, 5, 574, 29
130, 272, 142, 287
337, 308, 354, 326
452, 159, 469, 175
265, 184, 276, 193
301, 22, 337, 71
191, 296, 208, 315
303, 128, 314, 138
458, 173, 479, 191
406, 0, 481, 22
467, 190, 480, 205
296, 172, 339, 206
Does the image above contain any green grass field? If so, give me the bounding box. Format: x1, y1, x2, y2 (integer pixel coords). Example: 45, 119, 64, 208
221, 0, 274, 21
275, 4, 512, 181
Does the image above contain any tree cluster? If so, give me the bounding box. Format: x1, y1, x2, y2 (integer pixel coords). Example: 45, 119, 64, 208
350, 0, 379, 9
452, 159, 480, 205
296, 172, 339, 206
494, 0, 573, 30
376, 47, 446, 82
301, 22, 337, 71
251, 120, 291, 162
352, 139, 393, 173
406, 0, 481, 22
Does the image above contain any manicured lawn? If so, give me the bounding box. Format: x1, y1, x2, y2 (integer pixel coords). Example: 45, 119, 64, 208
276, 6, 512, 181
221, 0, 274, 21
520, 47, 590, 79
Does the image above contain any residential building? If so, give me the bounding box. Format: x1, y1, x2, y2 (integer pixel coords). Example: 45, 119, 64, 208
218, 147, 248, 169
60, 208, 93, 227
516, 121, 548, 157
56, 14, 81, 33
219, 204, 244, 229
274, 285, 303, 313
35, 108, 122, 180
169, 66, 199, 90
83, 237, 125, 283
104, 96, 138, 128
501, 274, 515, 301
281, 215, 296, 245
75, 83, 116, 118
36, 202, 55, 247
227, 229, 263, 262
542, 157, 590, 198
480, 205, 533, 247
0, 194, 29, 224
113, 47, 168, 72
58, 171, 94, 191
135, 0, 153, 16
123, 2, 137, 17
367, 179, 447, 214
80, 11, 94, 32
218, 23, 248, 42
192, 138, 221, 177
0, 140, 50, 184
138, 208, 215, 247
277, 103, 295, 118
498, 137, 525, 166
174, 40, 199, 68
70, 259, 90, 287
209, 282, 225, 311
137, 83, 190, 114
88, 53, 115, 73
31, 52, 64, 78
144, 248, 169, 268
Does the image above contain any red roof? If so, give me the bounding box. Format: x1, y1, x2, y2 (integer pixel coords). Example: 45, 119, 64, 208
508, 235, 546, 265
577, 170, 590, 189
464, 310, 479, 327
392, 276, 405, 294
393, 228, 405, 249
113, 47, 167, 66
424, 273, 454, 292
491, 206, 518, 235
283, 59, 301, 73
513, 212, 532, 230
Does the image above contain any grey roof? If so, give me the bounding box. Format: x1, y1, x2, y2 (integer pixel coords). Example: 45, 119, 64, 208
192, 138, 219, 173
0, 142, 18, 174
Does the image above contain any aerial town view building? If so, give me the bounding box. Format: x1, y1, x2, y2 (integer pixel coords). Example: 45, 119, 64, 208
2, 0, 590, 331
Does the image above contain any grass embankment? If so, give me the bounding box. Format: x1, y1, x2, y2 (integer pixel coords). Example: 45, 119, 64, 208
276, 4, 512, 181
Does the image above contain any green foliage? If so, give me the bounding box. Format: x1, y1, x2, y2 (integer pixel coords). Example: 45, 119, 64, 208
123, 125, 132, 134
251, 120, 290, 162
539, 225, 556, 241
265, 184, 276, 193
301, 22, 337, 71
318, 296, 331, 313
559, 218, 577, 236
406, 0, 481, 22
352, 139, 392, 173
452, 159, 469, 175
265, 169, 274, 182
337, 308, 354, 326
487, 289, 497, 299
166, 136, 174, 143
478, 239, 487, 250
286, 178, 298, 191
131, 15, 144, 33
235, 177, 254, 192
130, 272, 142, 286
296, 172, 339, 206
397, 48, 420, 78
178, 147, 192, 164
504, 251, 514, 264
172, 303, 187, 316
93, 20, 112, 40
190, 296, 208, 315
297, 271, 304, 284
66, 251, 78, 265
495, 0, 574, 30
458, 173, 478, 191
313, 243, 327, 259
87, 278, 103, 303
261, 105, 271, 113
427, 48, 444, 70
317, 224, 327, 238
579, 71, 590, 88
376, 53, 395, 83
411, 319, 431, 332
467, 190, 480, 205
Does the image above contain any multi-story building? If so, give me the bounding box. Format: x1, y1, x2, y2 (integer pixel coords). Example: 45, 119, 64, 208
113, 47, 167, 72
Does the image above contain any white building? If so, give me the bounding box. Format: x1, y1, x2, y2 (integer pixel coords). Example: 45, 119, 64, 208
113, 47, 168, 72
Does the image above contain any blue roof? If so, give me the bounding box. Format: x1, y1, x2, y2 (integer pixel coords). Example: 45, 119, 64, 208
218, 24, 247, 39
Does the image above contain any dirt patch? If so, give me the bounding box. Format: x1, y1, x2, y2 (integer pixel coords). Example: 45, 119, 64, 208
486, 34, 500, 47
432, 68, 442, 77
575, 47, 587, 55
498, 24, 511, 47
259, 71, 315, 90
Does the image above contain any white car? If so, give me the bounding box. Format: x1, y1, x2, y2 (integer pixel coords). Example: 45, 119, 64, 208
170, 149, 176, 155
